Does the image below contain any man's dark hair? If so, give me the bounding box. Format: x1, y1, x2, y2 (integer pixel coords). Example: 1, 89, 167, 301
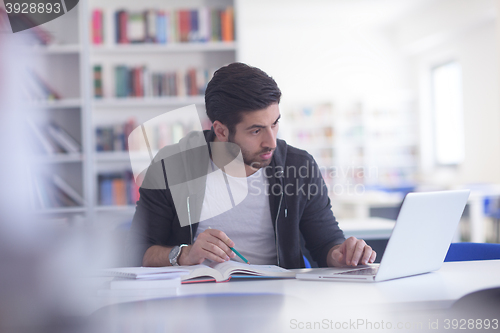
205, 62, 281, 135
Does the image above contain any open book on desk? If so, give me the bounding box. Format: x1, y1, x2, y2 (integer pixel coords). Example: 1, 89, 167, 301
181, 261, 295, 283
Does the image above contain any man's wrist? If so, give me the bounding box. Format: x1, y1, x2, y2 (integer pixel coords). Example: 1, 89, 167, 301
327, 244, 342, 267
177, 245, 191, 266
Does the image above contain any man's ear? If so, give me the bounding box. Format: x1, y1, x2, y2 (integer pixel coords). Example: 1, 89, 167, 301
212, 120, 230, 142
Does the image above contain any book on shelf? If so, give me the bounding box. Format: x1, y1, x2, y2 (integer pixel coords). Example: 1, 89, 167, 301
92, 9, 104, 44
110, 64, 213, 98
96, 119, 195, 153
155, 10, 167, 43
109, 6, 234, 45
31, 175, 83, 209
98, 171, 139, 206
145, 9, 156, 43
23, 69, 61, 101
26, 119, 60, 155
52, 174, 85, 206
115, 10, 129, 44
93, 65, 103, 98
180, 261, 295, 283
95, 118, 136, 152
221, 6, 234, 42
47, 123, 81, 153
128, 11, 146, 43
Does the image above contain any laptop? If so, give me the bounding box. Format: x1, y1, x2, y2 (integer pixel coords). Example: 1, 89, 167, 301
296, 190, 470, 282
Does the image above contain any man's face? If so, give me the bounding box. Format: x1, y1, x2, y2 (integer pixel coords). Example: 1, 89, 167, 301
229, 103, 280, 170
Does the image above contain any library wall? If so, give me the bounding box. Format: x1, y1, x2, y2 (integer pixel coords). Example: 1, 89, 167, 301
236, 0, 417, 190
235, 0, 413, 103
400, 0, 500, 185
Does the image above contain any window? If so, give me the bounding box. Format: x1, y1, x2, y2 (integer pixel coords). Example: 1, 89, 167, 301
431, 61, 465, 165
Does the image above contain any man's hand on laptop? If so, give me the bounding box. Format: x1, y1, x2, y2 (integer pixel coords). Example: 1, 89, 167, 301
178, 228, 236, 265
327, 237, 376, 267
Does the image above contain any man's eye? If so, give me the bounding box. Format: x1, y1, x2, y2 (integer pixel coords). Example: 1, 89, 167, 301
252, 129, 260, 134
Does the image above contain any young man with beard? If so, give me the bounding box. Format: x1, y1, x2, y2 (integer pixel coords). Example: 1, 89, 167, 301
127, 62, 376, 268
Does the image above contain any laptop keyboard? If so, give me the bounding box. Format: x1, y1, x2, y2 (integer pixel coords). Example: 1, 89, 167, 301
338, 267, 379, 275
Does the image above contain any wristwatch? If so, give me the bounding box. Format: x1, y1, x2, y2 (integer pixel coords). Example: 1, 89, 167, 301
169, 244, 188, 266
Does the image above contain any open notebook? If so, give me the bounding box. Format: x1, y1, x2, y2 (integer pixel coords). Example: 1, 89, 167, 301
180, 261, 295, 283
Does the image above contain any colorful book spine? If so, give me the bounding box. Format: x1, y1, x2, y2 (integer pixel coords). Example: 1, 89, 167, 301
115, 65, 128, 97
128, 11, 146, 43
106, 7, 234, 45
113, 65, 213, 98
118, 10, 129, 44
156, 11, 166, 44
92, 9, 104, 44
96, 118, 199, 154
96, 118, 137, 152
98, 171, 140, 206
145, 9, 156, 43
189, 9, 199, 42
93, 65, 103, 98
221, 7, 234, 42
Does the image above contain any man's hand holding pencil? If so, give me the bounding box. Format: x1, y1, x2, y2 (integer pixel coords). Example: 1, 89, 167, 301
178, 228, 245, 266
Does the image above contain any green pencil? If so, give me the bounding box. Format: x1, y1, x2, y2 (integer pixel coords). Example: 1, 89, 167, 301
230, 247, 250, 264
208, 227, 250, 264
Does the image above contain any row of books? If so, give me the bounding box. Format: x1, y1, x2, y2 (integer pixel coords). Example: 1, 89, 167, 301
31, 174, 85, 210
92, 7, 234, 44
27, 119, 81, 155
293, 127, 334, 145
106, 65, 214, 98
96, 119, 136, 152
98, 171, 139, 206
23, 69, 61, 101
96, 120, 194, 152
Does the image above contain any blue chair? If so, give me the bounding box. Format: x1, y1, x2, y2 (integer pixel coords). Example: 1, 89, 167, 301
484, 196, 500, 242
444, 242, 500, 262
303, 255, 311, 268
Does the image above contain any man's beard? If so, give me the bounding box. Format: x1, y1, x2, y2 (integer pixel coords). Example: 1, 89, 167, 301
228, 135, 274, 169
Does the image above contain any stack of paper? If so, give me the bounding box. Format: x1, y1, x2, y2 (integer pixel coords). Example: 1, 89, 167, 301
98, 266, 189, 297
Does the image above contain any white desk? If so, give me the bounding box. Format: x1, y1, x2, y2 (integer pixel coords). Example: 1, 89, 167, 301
89, 260, 500, 333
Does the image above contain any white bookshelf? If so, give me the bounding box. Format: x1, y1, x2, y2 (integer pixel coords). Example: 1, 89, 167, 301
31, 44, 82, 55
91, 41, 237, 54
92, 96, 206, 108
33, 98, 83, 109
28, 0, 238, 221
33, 153, 84, 164
88, 0, 237, 216
25, 2, 90, 218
